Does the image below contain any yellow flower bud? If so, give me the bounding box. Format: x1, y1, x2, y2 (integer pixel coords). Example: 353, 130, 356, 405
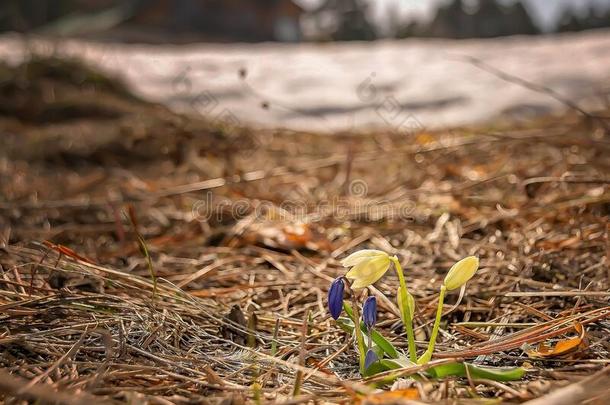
397, 288, 415, 321
342, 249, 391, 289
443, 256, 479, 291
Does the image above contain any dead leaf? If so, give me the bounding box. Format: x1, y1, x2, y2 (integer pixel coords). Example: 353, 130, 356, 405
356, 389, 420, 405
527, 322, 587, 358
305, 357, 333, 375
43, 241, 96, 265
239, 221, 332, 251
415, 133, 434, 145
220, 305, 248, 345
536, 236, 581, 250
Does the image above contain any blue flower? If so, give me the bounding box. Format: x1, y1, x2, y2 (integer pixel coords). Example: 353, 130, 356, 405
328, 277, 345, 320
364, 349, 379, 370
362, 296, 377, 330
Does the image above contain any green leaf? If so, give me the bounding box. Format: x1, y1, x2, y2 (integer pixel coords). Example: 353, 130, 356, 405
363, 355, 415, 376
369, 329, 399, 359
381, 357, 414, 370
340, 303, 399, 359
364, 360, 390, 376
427, 362, 526, 381
336, 316, 355, 334
366, 360, 525, 382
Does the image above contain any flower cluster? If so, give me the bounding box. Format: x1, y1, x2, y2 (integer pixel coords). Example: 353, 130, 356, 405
327, 249, 480, 375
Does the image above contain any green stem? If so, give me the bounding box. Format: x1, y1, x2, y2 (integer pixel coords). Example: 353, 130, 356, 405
351, 295, 366, 373
391, 256, 417, 363
419, 285, 446, 364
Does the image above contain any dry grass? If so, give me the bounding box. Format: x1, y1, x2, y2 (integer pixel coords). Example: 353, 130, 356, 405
0, 57, 609, 404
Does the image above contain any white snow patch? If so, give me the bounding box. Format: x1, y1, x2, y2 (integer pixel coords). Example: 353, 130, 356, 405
1, 30, 608, 132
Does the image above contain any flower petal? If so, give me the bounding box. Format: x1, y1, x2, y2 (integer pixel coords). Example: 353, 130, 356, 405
347, 256, 391, 289
350, 273, 380, 289
341, 249, 387, 267
364, 349, 379, 370
362, 296, 377, 329
345, 260, 368, 280
327, 278, 345, 320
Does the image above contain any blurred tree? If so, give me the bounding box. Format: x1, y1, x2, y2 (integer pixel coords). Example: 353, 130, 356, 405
0, 0, 72, 31
398, 0, 539, 39
504, 0, 538, 36
557, 5, 610, 33
0, 0, 304, 42
308, 0, 376, 41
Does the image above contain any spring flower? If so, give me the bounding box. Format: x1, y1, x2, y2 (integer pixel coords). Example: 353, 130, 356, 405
342, 249, 391, 289
443, 256, 479, 291
328, 277, 345, 320
362, 296, 377, 330
422, 256, 479, 364
364, 349, 379, 370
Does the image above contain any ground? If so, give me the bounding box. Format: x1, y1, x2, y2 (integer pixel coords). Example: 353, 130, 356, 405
0, 57, 609, 404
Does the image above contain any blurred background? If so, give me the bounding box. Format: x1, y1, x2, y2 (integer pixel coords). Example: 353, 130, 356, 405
1, 0, 610, 42
1, 0, 609, 132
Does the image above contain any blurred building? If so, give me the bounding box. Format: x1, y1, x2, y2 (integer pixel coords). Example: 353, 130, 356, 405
0, 0, 305, 42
